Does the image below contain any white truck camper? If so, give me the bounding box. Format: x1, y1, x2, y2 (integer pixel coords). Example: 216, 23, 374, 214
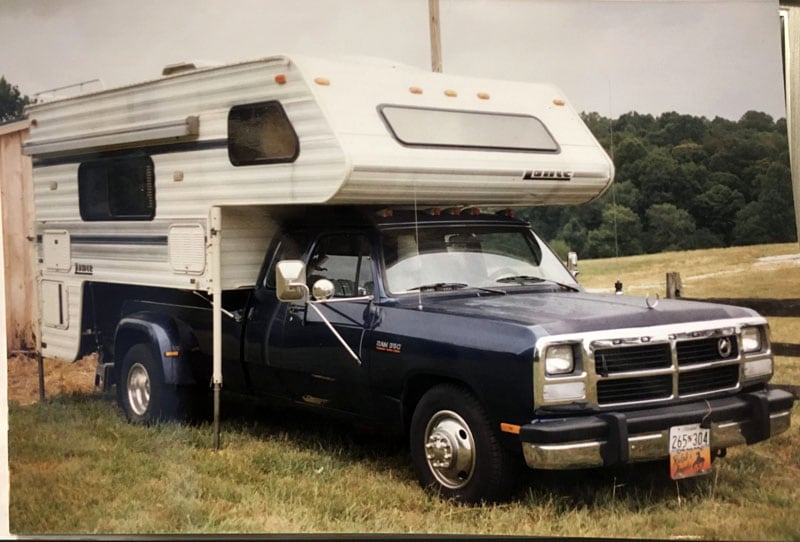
24, 54, 613, 363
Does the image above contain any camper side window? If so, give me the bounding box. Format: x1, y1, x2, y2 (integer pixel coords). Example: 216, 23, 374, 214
228, 101, 299, 166
78, 156, 155, 221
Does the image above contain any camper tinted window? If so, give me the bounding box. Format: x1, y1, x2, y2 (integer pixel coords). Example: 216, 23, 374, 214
379, 105, 559, 153
78, 156, 155, 221
228, 101, 299, 166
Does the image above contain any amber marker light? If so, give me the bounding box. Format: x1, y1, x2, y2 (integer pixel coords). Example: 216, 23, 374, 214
477, 92, 490, 100
274, 74, 287, 85
553, 98, 566, 106
409, 86, 423, 94
314, 77, 331, 86
444, 89, 457, 97
500, 423, 521, 434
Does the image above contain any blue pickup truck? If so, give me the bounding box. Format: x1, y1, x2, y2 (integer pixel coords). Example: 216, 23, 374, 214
103, 205, 794, 503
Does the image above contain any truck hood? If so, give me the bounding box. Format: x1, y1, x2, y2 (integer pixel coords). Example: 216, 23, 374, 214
404, 290, 759, 336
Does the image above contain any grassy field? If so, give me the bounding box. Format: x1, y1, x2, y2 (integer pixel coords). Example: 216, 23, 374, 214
8, 243, 800, 537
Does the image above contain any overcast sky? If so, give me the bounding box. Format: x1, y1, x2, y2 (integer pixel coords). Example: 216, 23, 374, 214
0, 0, 788, 120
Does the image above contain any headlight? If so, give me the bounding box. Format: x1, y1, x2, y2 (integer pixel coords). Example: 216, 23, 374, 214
741, 327, 763, 353
545, 344, 574, 375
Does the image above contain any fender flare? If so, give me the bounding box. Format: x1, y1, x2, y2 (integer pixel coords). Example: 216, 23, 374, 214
114, 311, 199, 386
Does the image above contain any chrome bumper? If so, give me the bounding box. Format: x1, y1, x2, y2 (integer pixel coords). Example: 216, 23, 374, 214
520, 389, 795, 470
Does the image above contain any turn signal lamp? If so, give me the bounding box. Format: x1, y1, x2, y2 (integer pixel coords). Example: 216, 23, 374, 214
274, 74, 287, 85
543, 381, 586, 402
743, 358, 773, 379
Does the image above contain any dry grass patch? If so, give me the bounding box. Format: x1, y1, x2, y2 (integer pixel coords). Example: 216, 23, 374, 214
579, 243, 800, 297
7, 353, 96, 405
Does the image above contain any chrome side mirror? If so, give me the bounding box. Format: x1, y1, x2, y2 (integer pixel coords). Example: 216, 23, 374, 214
311, 278, 335, 301
275, 260, 309, 302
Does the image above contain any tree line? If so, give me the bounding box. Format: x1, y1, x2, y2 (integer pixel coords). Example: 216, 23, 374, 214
519, 110, 797, 258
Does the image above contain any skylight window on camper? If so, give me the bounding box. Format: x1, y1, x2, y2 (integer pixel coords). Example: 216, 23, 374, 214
228, 101, 299, 166
78, 156, 155, 221
379, 105, 559, 153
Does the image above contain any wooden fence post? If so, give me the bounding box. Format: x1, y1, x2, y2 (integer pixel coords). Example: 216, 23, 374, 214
666, 272, 682, 299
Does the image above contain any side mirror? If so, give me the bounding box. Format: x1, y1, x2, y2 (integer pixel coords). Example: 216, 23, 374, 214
275, 260, 309, 302
311, 278, 335, 301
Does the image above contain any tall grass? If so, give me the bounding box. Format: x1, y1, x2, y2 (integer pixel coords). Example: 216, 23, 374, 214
9, 393, 800, 537
9, 243, 800, 536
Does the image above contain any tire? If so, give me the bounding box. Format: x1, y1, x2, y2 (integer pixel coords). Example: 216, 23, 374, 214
117, 343, 176, 424
409, 384, 519, 504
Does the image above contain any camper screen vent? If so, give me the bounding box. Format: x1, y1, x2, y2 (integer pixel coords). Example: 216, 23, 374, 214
228, 101, 299, 166
78, 156, 155, 221
379, 105, 559, 153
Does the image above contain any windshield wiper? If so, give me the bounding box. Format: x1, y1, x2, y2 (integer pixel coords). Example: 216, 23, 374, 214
407, 282, 469, 292
495, 275, 545, 284
495, 275, 580, 292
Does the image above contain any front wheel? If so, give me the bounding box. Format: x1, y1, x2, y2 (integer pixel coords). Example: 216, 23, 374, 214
409, 384, 519, 504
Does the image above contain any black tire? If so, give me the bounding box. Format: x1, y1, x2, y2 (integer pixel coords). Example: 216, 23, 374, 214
409, 384, 519, 504
117, 343, 176, 424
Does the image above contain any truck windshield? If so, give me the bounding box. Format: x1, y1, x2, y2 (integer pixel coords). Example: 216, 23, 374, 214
380, 225, 578, 294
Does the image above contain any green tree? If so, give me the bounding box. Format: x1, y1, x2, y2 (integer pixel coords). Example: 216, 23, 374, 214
0, 76, 33, 123
584, 204, 642, 258
738, 110, 775, 132
692, 184, 745, 244
732, 162, 797, 245
644, 203, 696, 253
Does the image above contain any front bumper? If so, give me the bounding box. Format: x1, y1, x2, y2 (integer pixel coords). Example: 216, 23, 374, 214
520, 388, 795, 470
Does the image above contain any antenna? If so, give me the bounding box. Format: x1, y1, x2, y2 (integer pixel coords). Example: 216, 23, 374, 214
609, 79, 622, 293
414, 183, 423, 311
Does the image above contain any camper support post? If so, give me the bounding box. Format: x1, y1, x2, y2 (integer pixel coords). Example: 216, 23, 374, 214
210, 206, 223, 450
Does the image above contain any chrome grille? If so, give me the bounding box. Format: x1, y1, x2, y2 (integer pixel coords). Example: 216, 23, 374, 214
597, 375, 672, 404
592, 335, 742, 407
678, 365, 739, 396
594, 343, 671, 375
677, 335, 738, 365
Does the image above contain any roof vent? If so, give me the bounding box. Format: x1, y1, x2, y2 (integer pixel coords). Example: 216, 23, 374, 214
162, 60, 221, 77
162, 62, 200, 76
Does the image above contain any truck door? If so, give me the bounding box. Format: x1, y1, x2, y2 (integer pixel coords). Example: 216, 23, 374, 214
243, 231, 308, 398
279, 232, 375, 414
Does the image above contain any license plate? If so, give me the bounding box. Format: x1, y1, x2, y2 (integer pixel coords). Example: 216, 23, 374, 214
669, 423, 712, 480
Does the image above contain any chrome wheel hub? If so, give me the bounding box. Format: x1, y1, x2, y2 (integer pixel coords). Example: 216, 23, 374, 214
126, 362, 151, 417
423, 410, 476, 489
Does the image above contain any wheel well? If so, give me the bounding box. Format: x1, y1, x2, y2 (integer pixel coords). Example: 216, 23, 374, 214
402, 374, 475, 434
113, 330, 152, 381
